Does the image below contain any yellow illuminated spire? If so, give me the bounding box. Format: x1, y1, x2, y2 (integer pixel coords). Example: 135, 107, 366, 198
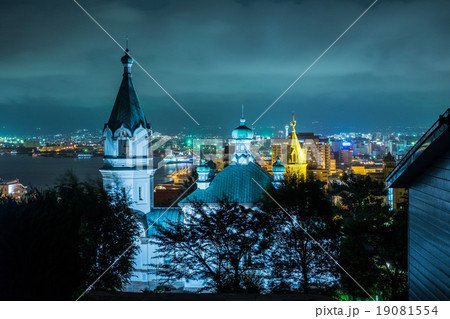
291, 113, 296, 133
288, 113, 305, 164
286, 113, 307, 179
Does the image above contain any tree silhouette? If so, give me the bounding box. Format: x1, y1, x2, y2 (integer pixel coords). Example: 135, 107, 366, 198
151, 199, 270, 293
260, 174, 341, 294
331, 175, 407, 300
0, 172, 140, 300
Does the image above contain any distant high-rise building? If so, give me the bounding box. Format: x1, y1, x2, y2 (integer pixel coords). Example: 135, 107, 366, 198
271, 141, 289, 165
296, 132, 331, 173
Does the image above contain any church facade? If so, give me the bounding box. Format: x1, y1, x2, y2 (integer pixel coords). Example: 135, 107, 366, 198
100, 49, 293, 292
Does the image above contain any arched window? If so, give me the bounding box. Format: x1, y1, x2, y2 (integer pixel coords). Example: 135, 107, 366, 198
119, 139, 129, 157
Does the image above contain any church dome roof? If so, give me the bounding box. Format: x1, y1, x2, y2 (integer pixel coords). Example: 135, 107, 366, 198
232, 118, 254, 140
272, 156, 286, 173
180, 162, 273, 205
197, 159, 210, 173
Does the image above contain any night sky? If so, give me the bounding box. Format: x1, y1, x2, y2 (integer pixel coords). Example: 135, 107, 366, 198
1, 0, 449, 136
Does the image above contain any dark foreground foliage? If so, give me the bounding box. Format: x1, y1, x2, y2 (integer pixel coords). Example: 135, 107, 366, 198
330, 175, 408, 300
152, 173, 407, 300
261, 175, 342, 295
151, 199, 271, 293
0, 172, 140, 300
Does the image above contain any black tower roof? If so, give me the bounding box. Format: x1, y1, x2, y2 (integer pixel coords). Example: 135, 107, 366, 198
105, 50, 150, 134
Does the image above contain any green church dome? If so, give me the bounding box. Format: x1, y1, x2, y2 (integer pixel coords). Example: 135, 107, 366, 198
232, 118, 254, 140
197, 159, 210, 173
272, 156, 286, 173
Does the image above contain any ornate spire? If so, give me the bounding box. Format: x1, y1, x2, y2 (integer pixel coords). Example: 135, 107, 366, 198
231, 106, 254, 164
290, 112, 297, 133
121, 48, 133, 75
288, 113, 305, 165
240, 104, 246, 126
232, 105, 253, 140
105, 49, 150, 134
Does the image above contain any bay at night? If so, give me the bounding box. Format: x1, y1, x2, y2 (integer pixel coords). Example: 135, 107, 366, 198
0, 154, 188, 190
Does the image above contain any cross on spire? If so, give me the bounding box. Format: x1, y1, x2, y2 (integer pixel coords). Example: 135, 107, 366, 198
291, 113, 296, 132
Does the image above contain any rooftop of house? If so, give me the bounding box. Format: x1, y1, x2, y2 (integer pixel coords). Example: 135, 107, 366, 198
386, 108, 450, 188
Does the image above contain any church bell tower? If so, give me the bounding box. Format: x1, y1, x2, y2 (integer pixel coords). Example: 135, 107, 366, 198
285, 113, 307, 179
100, 49, 155, 214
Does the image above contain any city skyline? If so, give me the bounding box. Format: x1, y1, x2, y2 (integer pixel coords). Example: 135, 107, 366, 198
1, 0, 449, 136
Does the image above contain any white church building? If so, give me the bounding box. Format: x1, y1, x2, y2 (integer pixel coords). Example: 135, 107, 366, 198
100, 49, 286, 292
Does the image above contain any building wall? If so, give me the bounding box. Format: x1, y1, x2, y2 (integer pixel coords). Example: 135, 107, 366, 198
408, 148, 450, 300
318, 143, 331, 172
338, 149, 353, 167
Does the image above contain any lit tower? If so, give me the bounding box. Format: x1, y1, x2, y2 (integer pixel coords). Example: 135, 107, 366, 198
285, 125, 289, 139
100, 49, 155, 214
272, 156, 286, 188
285, 113, 307, 179
231, 105, 254, 165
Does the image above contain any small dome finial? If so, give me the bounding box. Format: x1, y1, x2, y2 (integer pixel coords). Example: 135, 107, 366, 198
121, 44, 133, 73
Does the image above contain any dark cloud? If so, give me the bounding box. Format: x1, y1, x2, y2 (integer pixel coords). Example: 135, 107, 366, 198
0, 0, 449, 135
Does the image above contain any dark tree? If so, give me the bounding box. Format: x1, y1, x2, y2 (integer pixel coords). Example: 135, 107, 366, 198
151, 199, 270, 293
330, 174, 387, 216
261, 174, 341, 294
0, 172, 141, 300
331, 175, 407, 300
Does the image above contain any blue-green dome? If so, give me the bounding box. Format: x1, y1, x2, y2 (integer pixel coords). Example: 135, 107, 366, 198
232, 118, 254, 140
272, 156, 285, 173
197, 159, 210, 173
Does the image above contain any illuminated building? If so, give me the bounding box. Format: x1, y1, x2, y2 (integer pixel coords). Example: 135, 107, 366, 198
230, 109, 254, 165
272, 156, 285, 188
308, 168, 329, 184
285, 114, 307, 179
99, 55, 286, 292
296, 132, 331, 173
338, 141, 353, 168
271, 141, 289, 166
351, 164, 383, 177
100, 48, 155, 215
330, 158, 337, 174
99, 49, 182, 292
386, 108, 449, 301
0, 179, 27, 199
180, 114, 282, 206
